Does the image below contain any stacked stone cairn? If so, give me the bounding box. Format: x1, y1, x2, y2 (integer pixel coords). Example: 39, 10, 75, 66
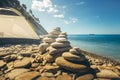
37, 27, 61, 63
42, 31, 72, 64
38, 27, 61, 54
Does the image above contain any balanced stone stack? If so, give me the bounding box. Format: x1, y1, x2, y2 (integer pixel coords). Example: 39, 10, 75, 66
42, 32, 72, 63
38, 27, 61, 54
55, 47, 95, 80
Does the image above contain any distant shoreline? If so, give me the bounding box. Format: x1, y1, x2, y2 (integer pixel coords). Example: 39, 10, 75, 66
80, 49, 120, 65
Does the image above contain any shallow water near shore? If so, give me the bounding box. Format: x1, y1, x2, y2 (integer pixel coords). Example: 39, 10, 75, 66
68, 34, 120, 62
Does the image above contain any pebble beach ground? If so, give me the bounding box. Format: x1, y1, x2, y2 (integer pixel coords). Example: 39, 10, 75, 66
0, 27, 120, 80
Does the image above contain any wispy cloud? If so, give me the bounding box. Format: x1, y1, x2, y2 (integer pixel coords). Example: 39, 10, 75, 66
64, 17, 78, 24
64, 20, 70, 24
71, 18, 78, 23
62, 6, 66, 9
96, 16, 99, 18
76, 1, 85, 5
54, 14, 64, 18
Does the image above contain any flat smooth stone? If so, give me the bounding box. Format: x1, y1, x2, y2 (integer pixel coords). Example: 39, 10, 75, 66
55, 57, 89, 73
76, 74, 94, 80
6, 68, 29, 80
62, 52, 86, 61
41, 72, 54, 77
96, 69, 120, 79
14, 58, 31, 68
58, 35, 67, 38
0, 52, 11, 57
47, 46, 71, 55
51, 42, 70, 48
60, 32, 67, 35
0, 60, 6, 68
49, 30, 61, 35
56, 74, 72, 80
56, 38, 68, 43
43, 37, 54, 43
37, 77, 55, 80
69, 49, 80, 54
15, 71, 40, 80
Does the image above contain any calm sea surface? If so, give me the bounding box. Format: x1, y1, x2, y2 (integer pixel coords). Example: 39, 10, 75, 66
68, 34, 120, 61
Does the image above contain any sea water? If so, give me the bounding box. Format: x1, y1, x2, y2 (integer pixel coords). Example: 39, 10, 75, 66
68, 34, 120, 62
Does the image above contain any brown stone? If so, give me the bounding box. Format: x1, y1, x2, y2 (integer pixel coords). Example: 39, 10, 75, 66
43, 37, 54, 43
47, 46, 71, 55
20, 52, 31, 57
76, 74, 94, 80
91, 65, 98, 70
15, 71, 40, 80
51, 42, 70, 48
46, 34, 58, 38
0, 60, 6, 68
7, 61, 14, 69
14, 58, 31, 68
31, 63, 39, 68
62, 52, 86, 62
37, 77, 55, 80
56, 74, 73, 80
94, 78, 112, 80
55, 57, 89, 73
41, 72, 54, 77
6, 68, 29, 80
69, 49, 80, 54
43, 65, 60, 73
58, 35, 67, 38
60, 32, 67, 35
0, 52, 11, 57
39, 43, 50, 54
56, 38, 68, 43
46, 46, 57, 55
57, 47, 72, 53
4, 54, 17, 62
43, 54, 57, 63
116, 66, 120, 70
96, 69, 120, 79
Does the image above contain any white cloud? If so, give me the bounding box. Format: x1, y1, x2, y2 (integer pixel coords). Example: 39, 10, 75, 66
47, 7, 58, 13
43, 0, 52, 7
32, 0, 58, 13
54, 14, 64, 18
32, 0, 45, 11
64, 17, 78, 24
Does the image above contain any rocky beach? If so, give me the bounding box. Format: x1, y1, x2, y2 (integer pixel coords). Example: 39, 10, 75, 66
0, 27, 120, 80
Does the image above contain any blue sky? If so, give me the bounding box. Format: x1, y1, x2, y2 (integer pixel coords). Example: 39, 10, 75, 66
19, 0, 120, 34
